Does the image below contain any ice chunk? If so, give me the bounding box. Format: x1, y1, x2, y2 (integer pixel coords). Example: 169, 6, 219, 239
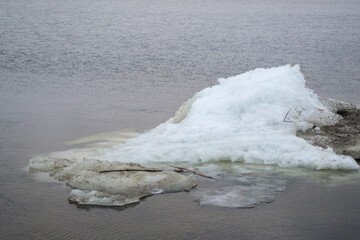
101, 65, 358, 170
28, 65, 360, 208
29, 158, 196, 206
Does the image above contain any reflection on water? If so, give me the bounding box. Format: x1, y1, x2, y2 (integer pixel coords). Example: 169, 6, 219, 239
65, 129, 139, 147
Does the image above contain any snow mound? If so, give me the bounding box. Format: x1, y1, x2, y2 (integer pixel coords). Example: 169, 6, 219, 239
101, 65, 358, 170
29, 64, 359, 208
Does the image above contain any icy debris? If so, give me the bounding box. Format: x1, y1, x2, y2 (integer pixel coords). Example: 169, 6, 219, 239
68, 190, 140, 206
298, 97, 360, 160
319, 96, 358, 114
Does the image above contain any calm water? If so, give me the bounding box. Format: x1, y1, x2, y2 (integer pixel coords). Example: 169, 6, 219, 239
1, 0, 360, 239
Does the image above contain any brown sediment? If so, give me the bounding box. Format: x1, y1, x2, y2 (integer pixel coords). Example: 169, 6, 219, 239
297, 98, 360, 161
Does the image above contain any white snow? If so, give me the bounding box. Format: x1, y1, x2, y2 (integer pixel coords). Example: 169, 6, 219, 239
100, 65, 358, 170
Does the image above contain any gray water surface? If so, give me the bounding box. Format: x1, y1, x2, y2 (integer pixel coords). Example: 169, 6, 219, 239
1, 0, 360, 239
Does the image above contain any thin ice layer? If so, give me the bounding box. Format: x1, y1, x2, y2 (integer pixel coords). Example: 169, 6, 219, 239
101, 65, 358, 170
191, 163, 286, 208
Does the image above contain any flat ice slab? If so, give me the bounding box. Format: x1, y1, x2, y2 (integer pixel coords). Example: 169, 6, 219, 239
29, 158, 196, 206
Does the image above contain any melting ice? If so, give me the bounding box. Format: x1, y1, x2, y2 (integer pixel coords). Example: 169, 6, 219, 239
29, 65, 359, 208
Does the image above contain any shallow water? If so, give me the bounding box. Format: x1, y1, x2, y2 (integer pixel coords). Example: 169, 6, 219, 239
1, 0, 360, 239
